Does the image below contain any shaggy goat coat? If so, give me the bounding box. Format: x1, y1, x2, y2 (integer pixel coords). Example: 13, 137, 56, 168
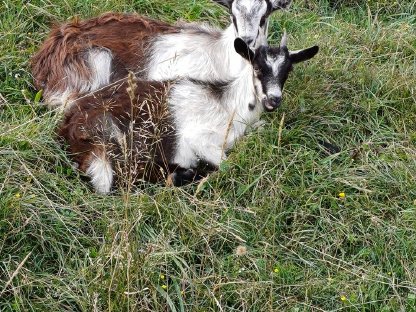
31, 0, 291, 110
58, 37, 319, 193
31, 13, 179, 108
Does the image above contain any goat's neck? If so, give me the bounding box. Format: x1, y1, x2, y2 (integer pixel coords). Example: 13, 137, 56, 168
147, 23, 249, 82
217, 25, 248, 78
222, 64, 263, 126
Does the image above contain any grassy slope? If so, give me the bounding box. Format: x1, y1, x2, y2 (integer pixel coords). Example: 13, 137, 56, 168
1, 0, 416, 311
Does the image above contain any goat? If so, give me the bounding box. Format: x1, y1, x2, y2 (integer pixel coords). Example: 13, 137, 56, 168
212, 0, 291, 46
31, 0, 291, 110
58, 35, 318, 193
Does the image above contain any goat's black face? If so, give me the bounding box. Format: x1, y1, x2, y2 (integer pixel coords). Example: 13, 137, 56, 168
252, 45, 290, 111
234, 35, 319, 112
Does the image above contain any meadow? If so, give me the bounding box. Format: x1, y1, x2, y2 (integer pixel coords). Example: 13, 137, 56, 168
1, 0, 416, 310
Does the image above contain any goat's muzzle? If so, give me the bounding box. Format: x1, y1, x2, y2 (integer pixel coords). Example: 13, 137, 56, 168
263, 96, 281, 112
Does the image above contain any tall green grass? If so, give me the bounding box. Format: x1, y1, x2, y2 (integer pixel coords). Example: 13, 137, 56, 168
1, 0, 415, 310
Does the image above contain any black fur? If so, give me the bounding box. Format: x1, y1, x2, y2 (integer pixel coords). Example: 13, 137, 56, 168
289, 46, 319, 64
188, 78, 231, 100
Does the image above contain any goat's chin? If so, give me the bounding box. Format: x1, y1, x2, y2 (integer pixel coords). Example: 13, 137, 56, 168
263, 103, 279, 112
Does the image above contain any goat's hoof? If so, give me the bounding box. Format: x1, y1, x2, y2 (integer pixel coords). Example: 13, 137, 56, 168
168, 168, 197, 187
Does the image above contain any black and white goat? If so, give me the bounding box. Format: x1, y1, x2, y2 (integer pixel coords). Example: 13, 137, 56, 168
32, 0, 291, 109
59, 35, 318, 193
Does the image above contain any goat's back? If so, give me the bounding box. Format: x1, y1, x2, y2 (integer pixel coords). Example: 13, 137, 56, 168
32, 13, 179, 99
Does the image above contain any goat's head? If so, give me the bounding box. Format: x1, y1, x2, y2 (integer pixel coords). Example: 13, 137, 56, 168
234, 33, 319, 112
213, 0, 291, 48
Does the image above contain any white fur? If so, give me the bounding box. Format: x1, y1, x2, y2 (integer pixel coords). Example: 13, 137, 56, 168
63, 49, 112, 96
265, 83, 282, 101
88, 49, 112, 91
271, 0, 292, 9
266, 53, 284, 98
169, 63, 264, 168
147, 24, 246, 82
47, 49, 113, 110
47, 90, 73, 110
268, 54, 285, 76
229, 0, 292, 48
86, 155, 113, 194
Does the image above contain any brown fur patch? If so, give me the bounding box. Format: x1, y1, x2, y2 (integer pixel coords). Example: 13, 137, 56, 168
58, 74, 177, 188
31, 12, 179, 104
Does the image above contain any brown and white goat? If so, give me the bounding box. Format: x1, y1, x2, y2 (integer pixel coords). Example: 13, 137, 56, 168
32, 0, 291, 110
59, 36, 318, 193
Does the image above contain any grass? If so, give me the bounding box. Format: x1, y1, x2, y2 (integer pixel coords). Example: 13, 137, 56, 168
1, 0, 416, 310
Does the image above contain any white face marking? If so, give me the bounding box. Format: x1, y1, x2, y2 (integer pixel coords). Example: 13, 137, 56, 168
267, 53, 285, 76
266, 83, 282, 98
265, 53, 285, 99
231, 0, 269, 47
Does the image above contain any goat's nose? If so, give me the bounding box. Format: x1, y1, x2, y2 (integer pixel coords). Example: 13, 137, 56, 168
264, 96, 282, 112
270, 96, 281, 106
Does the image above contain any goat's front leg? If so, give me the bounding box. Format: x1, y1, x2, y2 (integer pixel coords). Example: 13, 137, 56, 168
169, 161, 217, 186
197, 148, 225, 168
250, 119, 266, 131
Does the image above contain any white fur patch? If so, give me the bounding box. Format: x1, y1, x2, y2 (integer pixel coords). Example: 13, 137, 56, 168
46, 90, 73, 111
46, 49, 113, 110
147, 24, 247, 82
266, 53, 284, 98
268, 54, 285, 77
88, 49, 112, 91
86, 155, 113, 194
169, 64, 263, 169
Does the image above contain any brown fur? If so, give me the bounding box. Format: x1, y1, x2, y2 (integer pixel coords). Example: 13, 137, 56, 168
58, 76, 177, 187
31, 13, 179, 102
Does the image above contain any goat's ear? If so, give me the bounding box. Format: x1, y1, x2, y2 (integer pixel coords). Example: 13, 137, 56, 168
289, 46, 319, 64
271, 0, 292, 11
234, 38, 255, 62
212, 0, 233, 9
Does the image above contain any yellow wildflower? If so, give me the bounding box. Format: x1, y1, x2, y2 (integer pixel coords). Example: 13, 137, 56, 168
338, 192, 346, 199
340, 295, 347, 301
161, 285, 167, 290
14, 193, 21, 199
160, 274, 165, 280
273, 267, 279, 273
